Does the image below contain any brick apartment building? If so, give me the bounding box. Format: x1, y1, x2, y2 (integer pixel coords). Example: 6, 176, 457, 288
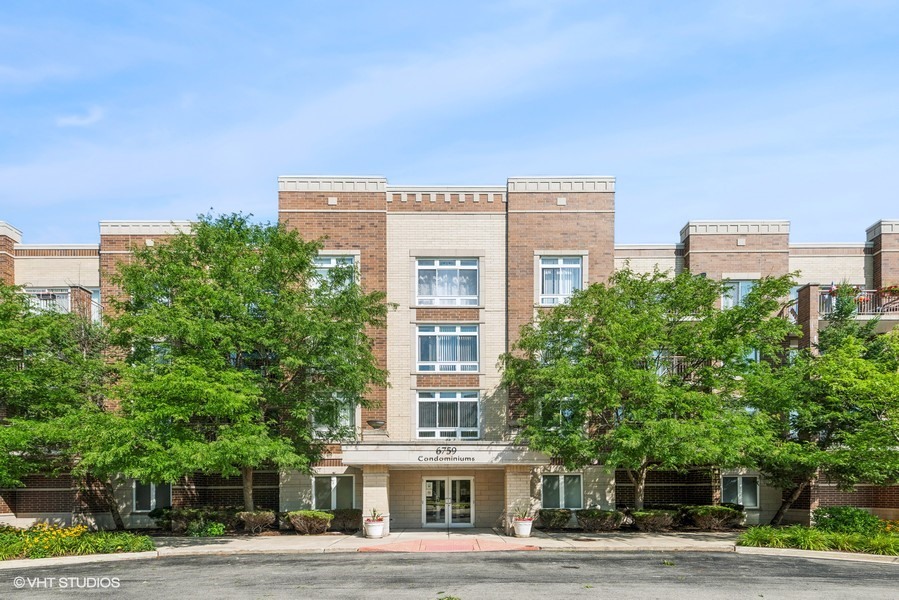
1, 176, 897, 531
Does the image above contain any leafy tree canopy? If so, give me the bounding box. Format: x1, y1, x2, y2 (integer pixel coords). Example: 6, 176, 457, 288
72, 213, 389, 510
502, 268, 796, 509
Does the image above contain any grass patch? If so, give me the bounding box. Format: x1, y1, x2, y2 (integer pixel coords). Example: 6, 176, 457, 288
0, 523, 155, 560
738, 525, 899, 556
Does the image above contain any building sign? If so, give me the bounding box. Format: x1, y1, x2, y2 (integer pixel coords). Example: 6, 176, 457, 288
341, 442, 550, 466
417, 446, 476, 463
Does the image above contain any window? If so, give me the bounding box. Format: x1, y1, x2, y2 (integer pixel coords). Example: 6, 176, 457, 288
542, 474, 583, 509
722, 280, 756, 309
133, 481, 172, 512
312, 256, 355, 290
540, 257, 582, 305
313, 475, 354, 510
417, 325, 478, 372
88, 288, 101, 323
25, 288, 70, 313
539, 396, 576, 428
416, 259, 478, 306
417, 391, 479, 439
722, 476, 759, 508
313, 396, 356, 439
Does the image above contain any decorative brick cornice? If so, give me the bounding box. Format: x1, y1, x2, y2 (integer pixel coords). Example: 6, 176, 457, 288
99, 221, 192, 236
278, 176, 387, 192
386, 186, 506, 203
507, 177, 615, 193
866, 220, 899, 241
0, 221, 23, 243
680, 220, 790, 241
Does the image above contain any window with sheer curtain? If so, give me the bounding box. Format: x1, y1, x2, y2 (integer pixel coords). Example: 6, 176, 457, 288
540, 257, 583, 305
416, 259, 478, 306
541, 474, 583, 509
417, 391, 479, 439
417, 325, 478, 372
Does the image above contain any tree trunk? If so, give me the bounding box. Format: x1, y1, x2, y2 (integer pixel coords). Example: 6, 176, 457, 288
101, 479, 126, 531
627, 468, 648, 510
241, 466, 254, 512
770, 480, 809, 525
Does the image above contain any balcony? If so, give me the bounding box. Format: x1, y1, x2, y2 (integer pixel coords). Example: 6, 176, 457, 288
819, 290, 899, 318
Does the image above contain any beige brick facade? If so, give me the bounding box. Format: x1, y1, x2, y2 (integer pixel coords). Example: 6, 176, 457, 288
3, 179, 899, 531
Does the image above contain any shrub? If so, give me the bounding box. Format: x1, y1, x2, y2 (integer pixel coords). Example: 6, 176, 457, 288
237, 510, 276, 534
287, 510, 333, 535
680, 505, 744, 530
163, 506, 242, 534
631, 510, 676, 532
187, 521, 226, 537
861, 534, 899, 556
813, 506, 884, 536
0, 524, 154, 560
576, 509, 625, 532
738, 526, 785, 548
738, 526, 899, 556
537, 509, 572, 529
328, 508, 363, 532
782, 525, 831, 551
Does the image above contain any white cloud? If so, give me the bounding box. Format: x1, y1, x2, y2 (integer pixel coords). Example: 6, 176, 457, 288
56, 106, 105, 127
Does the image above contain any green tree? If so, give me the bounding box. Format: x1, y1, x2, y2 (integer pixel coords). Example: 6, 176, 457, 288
73, 214, 389, 511
747, 285, 899, 524
0, 284, 120, 524
502, 268, 795, 509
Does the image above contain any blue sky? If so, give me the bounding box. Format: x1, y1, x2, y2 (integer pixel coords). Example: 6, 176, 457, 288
1, 1, 898, 244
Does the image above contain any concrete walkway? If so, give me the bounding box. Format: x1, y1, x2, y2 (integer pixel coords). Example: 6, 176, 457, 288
2, 528, 897, 569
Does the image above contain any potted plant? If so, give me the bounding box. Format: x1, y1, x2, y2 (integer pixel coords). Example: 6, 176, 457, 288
363, 508, 385, 539
511, 500, 534, 538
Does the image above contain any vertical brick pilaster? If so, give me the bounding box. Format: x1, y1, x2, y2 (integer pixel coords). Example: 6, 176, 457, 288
278, 179, 389, 431
0, 222, 23, 286
867, 220, 899, 289
797, 284, 820, 351
362, 465, 390, 535
503, 465, 533, 534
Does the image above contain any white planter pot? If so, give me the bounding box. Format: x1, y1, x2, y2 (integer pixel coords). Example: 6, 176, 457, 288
513, 519, 533, 538
364, 520, 385, 539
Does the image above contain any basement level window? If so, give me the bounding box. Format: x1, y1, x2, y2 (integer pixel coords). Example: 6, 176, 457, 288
133, 481, 172, 512
722, 476, 759, 509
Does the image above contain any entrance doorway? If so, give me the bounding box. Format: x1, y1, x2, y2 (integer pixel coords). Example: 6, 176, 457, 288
422, 477, 474, 527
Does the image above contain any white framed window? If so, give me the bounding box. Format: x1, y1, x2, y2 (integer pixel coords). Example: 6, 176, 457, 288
312, 256, 355, 290
88, 288, 102, 323
722, 475, 759, 509
25, 288, 70, 313
416, 259, 479, 306
417, 325, 478, 372
541, 474, 583, 509
313, 475, 355, 510
313, 396, 357, 439
417, 391, 479, 439
133, 481, 172, 513
722, 280, 756, 309
540, 257, 583, 305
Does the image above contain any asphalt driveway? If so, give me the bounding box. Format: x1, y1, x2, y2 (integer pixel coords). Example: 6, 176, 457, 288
5, 551, 898, 599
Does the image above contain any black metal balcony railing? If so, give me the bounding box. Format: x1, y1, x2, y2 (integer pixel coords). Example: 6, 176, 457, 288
819, 290, 899, 317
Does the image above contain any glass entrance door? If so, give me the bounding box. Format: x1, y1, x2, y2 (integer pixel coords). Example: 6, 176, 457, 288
422, 477, 474, 527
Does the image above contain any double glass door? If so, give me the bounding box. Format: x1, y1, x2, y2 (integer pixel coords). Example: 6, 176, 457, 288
423, 477, 474, 527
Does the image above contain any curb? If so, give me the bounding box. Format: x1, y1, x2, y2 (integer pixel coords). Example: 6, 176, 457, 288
735, 545, 899, 565
0, 551, 159, 571
2, 544, 897, 569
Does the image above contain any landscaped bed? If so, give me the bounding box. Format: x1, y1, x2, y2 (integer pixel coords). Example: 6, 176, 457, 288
0, 523, 155, 560
737, 508, 899, 556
